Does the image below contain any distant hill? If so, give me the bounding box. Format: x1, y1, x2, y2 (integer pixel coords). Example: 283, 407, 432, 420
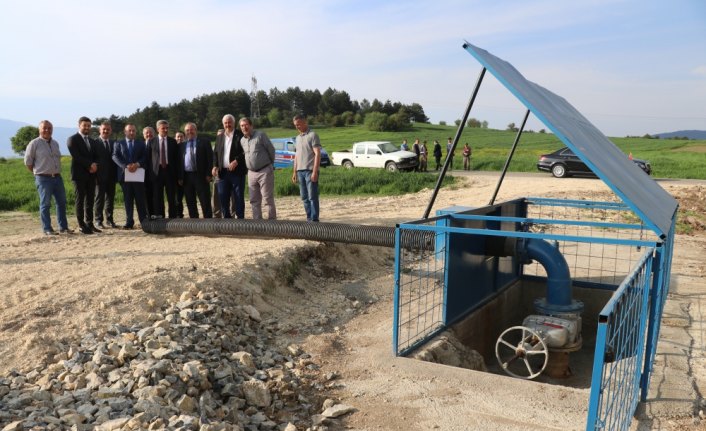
653, 130, 706, 140
0, 118, 73, 158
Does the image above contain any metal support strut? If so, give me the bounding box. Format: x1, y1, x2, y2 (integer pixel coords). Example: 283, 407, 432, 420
423, 67, 487, 219
489, 109, 530, 205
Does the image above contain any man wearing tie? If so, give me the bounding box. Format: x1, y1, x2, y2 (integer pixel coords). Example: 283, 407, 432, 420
112, 123, 148, 229
148, 120, 179, 218
142, 126, 156, 218
212, 115, 246, 219
179, 122, 213, 218
67, 116, 99, 234
174, 131, 186, 218
94, 121, 118, 228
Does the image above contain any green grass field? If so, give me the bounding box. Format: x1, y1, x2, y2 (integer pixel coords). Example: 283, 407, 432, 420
269, 123, 706, 179
3, 123, 704, 214
0, 156, 453, 214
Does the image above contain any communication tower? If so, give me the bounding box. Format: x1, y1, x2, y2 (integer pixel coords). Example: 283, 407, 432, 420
250, 75, 261, 119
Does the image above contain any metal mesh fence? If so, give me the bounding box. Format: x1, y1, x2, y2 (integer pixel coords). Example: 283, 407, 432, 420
524, 197, 658, 286
586, 249, 653, 430
394, 227, 447, 355
393, 198, 673, 431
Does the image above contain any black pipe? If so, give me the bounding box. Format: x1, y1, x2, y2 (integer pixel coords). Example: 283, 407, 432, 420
423, 66, 487, 219
142, 218, 434, 250
489, 109, 530, 205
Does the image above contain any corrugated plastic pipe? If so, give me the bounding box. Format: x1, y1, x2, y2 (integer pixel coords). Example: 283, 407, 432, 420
142, 218, 434, 250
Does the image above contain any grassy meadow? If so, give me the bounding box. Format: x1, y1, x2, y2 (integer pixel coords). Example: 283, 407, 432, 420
0, 155, 454, 214
2, 123, 704, 214
269, 123, 706, 179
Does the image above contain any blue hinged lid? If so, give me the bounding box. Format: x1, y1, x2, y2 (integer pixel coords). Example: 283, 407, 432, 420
463, 42, 678, 237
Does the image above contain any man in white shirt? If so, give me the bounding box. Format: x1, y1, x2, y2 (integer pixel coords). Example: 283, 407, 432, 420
212, 115, 246, 218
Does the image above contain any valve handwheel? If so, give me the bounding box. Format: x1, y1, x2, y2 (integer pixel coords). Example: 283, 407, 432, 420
495, 326, 549, 379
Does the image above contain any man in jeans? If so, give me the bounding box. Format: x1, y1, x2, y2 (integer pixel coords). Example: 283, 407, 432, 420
291, 114, 321, 222
24, 120, 73, 235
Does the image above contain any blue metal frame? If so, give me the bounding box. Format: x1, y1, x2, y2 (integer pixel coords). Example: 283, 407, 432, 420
527, 197, 632, 211
640, 217, 676, 398
398, 222, 655, 248
393, 222, 451, 356
585, 248, 654, 430
393, 197, 676, 430
449, 213, 648, 232
392, 227, 402, 354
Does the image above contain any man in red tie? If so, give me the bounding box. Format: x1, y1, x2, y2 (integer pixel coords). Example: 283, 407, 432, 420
148, 120, 179, 218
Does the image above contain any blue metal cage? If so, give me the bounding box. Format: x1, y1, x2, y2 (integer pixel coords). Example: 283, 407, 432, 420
395, 42, 678, 430
393, 197, 675, 430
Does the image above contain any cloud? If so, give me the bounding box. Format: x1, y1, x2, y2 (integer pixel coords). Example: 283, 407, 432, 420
0, 0, 704, 136
692, 66, 706, 77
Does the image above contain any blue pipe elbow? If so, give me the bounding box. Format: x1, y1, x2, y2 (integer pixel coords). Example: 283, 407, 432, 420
520, 238, 572, 307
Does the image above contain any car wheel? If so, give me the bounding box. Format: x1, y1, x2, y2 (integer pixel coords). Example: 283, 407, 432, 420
342, 160, 354, 169
551, 164, 567, 178
386, 162, 399, 172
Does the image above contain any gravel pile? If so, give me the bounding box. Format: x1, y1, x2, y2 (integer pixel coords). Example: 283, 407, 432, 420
0, 290, 353, 431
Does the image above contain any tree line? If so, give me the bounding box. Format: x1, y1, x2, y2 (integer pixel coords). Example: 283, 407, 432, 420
95, 86, 429, 137
10, 87, 429, 155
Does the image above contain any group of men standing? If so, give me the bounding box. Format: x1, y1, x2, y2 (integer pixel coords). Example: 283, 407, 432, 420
24, 114, 322, 235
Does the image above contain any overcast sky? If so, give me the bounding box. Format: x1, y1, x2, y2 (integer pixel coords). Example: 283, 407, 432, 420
1, 0, 704, 137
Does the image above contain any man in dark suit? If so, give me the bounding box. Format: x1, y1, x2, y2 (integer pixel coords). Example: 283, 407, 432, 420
112, 123, 148, 229
174, 130, 186, 218
142, 126, 156, 218
94, 121, 118, 228
147, 120, 179, 218
67, 116, 99, 234
179, 122, 213, 218
211, 114, 246, 218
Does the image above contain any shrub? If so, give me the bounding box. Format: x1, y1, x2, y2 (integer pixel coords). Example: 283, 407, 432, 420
364, 112, 388, 131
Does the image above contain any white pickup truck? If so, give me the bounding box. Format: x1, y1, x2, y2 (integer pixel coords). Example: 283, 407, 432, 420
331, 141, 419, 172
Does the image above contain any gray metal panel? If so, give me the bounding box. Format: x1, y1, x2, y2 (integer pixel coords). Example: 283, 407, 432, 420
463, 42, 678, 237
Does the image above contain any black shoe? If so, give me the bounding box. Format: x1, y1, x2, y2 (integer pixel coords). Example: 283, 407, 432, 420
122, 225, 134, 230
59, 228, 75, 234
107, 220, 117, 228
88, 224, 102, 233
80, 226, 93, 234
96, 222, 106, 229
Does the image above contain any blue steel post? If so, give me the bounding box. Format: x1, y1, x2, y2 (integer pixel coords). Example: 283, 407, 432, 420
392, 226, 403, 355
640, 246, 664, 400
586, 315, 609, 430
632, 252, 654, 409
441, 223, 449, 326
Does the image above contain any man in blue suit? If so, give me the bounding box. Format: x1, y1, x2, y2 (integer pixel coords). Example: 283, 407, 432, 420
179, 122, 213, 218
112, 123, 148, 229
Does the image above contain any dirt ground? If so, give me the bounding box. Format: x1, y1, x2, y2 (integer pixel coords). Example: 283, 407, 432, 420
1, 172, 705, 430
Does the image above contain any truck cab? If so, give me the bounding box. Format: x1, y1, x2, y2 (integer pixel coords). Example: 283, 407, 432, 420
333, 141, 418, 172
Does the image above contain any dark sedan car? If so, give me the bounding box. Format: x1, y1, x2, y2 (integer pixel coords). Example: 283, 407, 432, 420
537, 147, 651, 178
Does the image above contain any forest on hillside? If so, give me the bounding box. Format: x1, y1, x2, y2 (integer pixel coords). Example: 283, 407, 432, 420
93, 86, 430, 135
